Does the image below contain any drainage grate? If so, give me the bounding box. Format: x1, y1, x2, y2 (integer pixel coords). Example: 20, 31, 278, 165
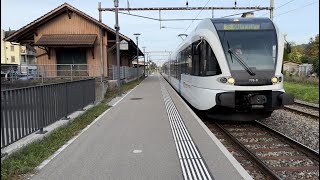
159, 78, 213, 180
130, 98, 143, 100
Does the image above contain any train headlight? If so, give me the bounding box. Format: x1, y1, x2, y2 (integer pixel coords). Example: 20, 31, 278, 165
227, 77, 235, 84
271, 76, 279, 83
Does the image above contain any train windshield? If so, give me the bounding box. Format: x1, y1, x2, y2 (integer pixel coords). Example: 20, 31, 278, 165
218, 30, 277, 71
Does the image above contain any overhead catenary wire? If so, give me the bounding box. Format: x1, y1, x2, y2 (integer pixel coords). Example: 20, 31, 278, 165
220, 9, 262, 18
101, 1, 273, 66
274, 1, 319, 18
183, 0, 211, 33
275, 0, 296, 10
260, 0, 296, 17
117, 11, 204, 21
118, 11, 158, 21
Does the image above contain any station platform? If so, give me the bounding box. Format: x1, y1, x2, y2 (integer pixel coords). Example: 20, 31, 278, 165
31, 73, 252, 180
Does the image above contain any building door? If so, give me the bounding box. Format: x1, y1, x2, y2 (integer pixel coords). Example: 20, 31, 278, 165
56, 48, 87, 77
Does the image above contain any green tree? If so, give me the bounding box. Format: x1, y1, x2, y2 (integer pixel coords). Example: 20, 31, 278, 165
283, 48, 289, 61
149, 61, 157, 71
314, 57, 319, 75
305, 34, 319, 56
304, 34, 319, 76
295, 44, 307, 54
288, 46, 302, 63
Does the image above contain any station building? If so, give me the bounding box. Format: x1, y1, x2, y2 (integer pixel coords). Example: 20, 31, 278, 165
4, 3, 143, 78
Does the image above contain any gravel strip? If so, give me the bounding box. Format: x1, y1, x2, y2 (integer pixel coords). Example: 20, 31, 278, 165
238, 137, 276, 143
285, 104, 319, 116
230, 131, 268, 136
229, 150, 243, 157
258, 109, 319, 152
263, 159, 316, 167
246, 170, 265, 180
225, 125, 257, 131
256, 151, 302, 157
245, 144, 290, 149
295, 99, 319, 108
277, 170, 319, 179
218, 138, 227, 143
239, 159, 253, 167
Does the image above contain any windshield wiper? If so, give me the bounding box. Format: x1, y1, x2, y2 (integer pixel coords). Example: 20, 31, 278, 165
227, 41, 233, 63
227, 41, 256, 76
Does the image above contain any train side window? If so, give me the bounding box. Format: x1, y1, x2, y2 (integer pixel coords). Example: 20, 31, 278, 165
180, 50, 185, 75
205, 41, 221, 76
170, 59, 175, 78
198, 40, 222, 76
200, 41, 207, 76
177, 52, 181, 80
186, 45, 192, 74
192, 41, 200, 76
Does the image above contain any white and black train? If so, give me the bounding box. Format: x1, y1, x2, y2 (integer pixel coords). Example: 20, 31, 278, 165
162, 18, 294, 121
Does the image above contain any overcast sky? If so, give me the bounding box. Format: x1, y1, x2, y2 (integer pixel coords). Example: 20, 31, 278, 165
1, 0, 319, 65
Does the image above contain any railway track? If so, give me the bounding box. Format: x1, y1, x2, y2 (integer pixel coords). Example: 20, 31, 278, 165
284, 101, 319, 119
206, 120, 319, 179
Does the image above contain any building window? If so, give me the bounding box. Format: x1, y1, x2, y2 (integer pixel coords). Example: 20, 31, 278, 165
11, 56, 15, 62
11, 45, 14, 51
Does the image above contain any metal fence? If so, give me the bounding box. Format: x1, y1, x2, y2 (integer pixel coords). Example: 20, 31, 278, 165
1, 78, 95, 149
1, 64, 101, 82
108, 65, 143, 80
1, 64, 144, 82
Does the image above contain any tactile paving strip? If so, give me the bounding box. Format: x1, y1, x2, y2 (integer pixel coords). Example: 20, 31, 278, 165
159, 77, 213, 180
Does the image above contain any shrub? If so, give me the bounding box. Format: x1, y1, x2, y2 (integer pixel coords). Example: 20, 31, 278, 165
283, 74, 319, 85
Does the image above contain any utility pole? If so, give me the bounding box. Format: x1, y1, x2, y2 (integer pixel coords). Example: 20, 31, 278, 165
98, 2, 105, 100
270, 0, 274, 20
142, 46, 146, 77
133, 33, 141, 79
98, 2, 104, 82
114, 0, 121, 96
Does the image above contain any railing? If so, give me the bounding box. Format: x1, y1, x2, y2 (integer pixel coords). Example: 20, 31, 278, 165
1, 78, 95, 149
108, 65, 143, 80
1, 64, 145, 82
1, 64, 101, 82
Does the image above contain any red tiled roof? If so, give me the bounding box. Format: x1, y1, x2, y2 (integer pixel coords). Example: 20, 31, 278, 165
34, 34, 97, 46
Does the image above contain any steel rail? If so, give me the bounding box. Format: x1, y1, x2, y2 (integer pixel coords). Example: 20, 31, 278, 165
255, 121, 319, 161
214, 122, 282, 180
294, 101, 319, 111
283, 106, 319, 119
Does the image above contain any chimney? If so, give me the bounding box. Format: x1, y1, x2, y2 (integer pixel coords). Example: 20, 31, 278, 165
241, 12, 254, 18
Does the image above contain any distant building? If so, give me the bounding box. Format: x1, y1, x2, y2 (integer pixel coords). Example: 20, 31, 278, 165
1, 29, 21, 65
132, 59, 148, 67
283, 61, 299, 73
298, 63, 313, 76
20, 44, 37, 65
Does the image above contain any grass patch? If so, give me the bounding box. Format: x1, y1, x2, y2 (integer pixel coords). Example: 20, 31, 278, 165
1, 76, 146, 180
283, 75, 319, 86
284, 81, 319, 103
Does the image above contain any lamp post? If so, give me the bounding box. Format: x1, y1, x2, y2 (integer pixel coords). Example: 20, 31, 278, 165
133, 33, 140, 79
114, 0, 121, 96
142, 46, 146, 77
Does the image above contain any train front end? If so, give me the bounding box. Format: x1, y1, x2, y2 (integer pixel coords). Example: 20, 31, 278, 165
209, 18, 294, 121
